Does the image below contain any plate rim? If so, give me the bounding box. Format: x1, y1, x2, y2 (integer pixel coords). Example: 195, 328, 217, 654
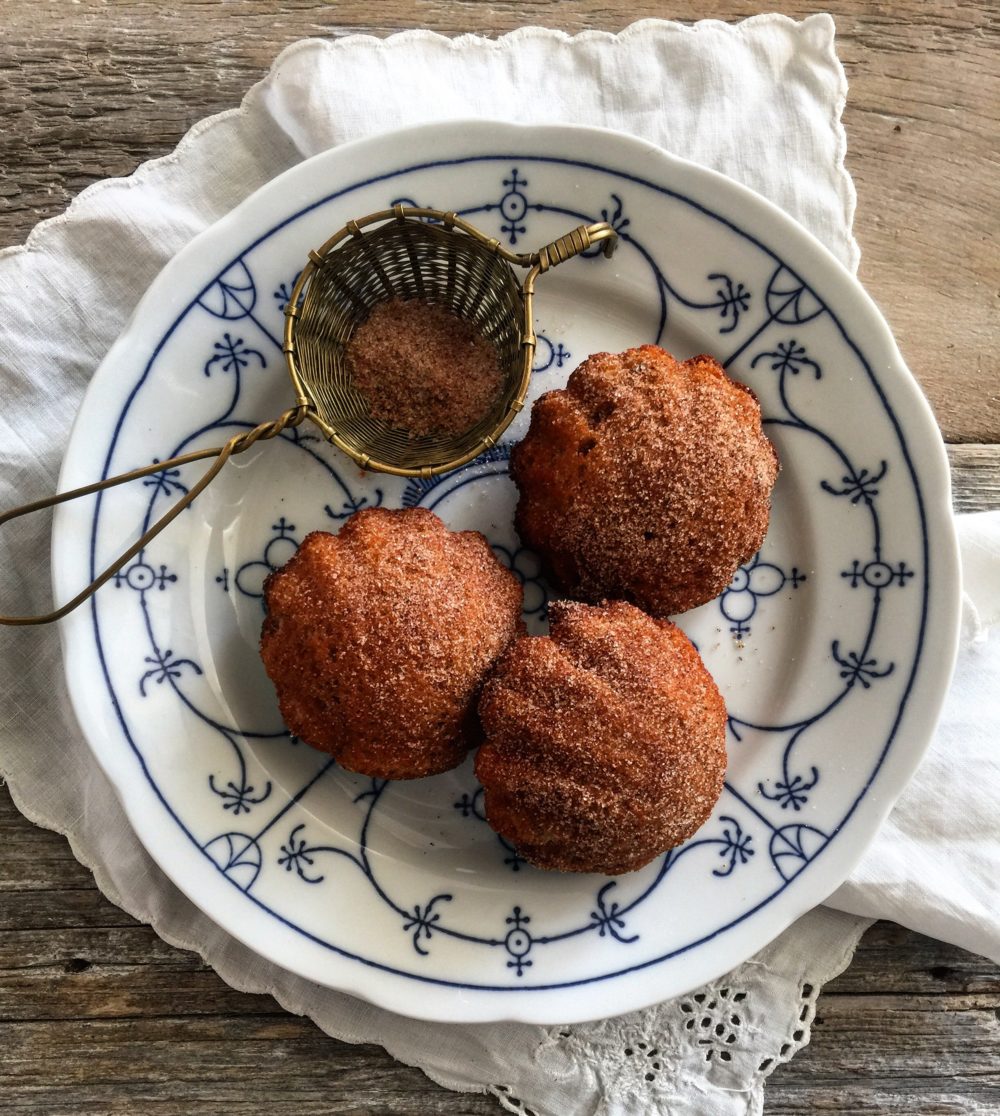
53, 119, 962, 1023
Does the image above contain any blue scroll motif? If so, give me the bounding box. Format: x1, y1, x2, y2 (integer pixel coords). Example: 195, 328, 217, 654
108, 158, 918, 985
264, 783, 755, 975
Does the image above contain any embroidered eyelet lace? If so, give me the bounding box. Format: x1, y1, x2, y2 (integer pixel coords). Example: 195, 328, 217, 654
478, 908, 867, 1116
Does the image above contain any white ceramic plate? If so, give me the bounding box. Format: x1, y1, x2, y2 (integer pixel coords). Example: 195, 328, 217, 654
53, 122, 960, 1024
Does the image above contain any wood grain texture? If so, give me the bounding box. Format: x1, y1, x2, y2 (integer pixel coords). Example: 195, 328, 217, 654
0, 1, 997, 440
947, 444, 1000, 513
1, 3, 998, 1113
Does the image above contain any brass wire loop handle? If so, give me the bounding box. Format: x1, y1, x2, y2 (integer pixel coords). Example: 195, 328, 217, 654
0, 407, 308, 627
1, 206, 617, 626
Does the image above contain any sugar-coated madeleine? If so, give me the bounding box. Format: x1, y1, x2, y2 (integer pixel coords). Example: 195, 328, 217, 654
512, 345, 779, 616
261, 507, 523, 779
476, 600, 727, 874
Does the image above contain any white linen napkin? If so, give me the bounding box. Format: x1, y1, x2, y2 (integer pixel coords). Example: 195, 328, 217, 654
1, 19, 997, 1116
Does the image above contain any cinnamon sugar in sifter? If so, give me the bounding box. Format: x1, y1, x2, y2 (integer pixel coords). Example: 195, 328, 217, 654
345, 298, 503, 438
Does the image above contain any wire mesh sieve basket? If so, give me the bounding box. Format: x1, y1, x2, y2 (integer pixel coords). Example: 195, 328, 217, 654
0, 205, 617, 624
287, 204, 617, 475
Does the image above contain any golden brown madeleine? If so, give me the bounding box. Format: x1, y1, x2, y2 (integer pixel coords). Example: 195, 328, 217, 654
260, 507, 523, 779
476, 600, 727, 874
511, 345, 779, 616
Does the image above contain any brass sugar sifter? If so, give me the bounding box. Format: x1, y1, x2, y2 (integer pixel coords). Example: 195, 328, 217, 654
0, 206, 617, 626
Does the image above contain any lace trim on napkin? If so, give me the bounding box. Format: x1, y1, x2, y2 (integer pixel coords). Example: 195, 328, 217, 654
490, 983, 816, 1116
481, 909, 867, 1116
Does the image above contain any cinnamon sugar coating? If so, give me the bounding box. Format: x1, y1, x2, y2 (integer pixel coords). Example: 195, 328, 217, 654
260, 507, 523, 779
475, 600, 727, 874
511, 345, 779, 616
346, 298, 502, 437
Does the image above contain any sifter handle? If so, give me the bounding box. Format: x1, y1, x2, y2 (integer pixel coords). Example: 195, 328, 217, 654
0, 406, 308, 627
533, 221, 618, 273
518, 221, 619, 356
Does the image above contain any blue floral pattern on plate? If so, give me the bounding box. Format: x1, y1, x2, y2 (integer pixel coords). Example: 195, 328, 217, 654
53, 129, 953, 1023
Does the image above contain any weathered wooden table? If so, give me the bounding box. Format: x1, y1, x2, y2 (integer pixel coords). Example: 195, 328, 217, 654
2, 3, 998, 1113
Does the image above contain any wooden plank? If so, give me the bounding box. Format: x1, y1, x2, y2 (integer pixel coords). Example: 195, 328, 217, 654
1, 939, 998, 1115
947, 444, 1000, 513
0, 1017, 500, 1115
0, 1, 996, 441
0, 888, 137, 932
767, 993, 1000, 1115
